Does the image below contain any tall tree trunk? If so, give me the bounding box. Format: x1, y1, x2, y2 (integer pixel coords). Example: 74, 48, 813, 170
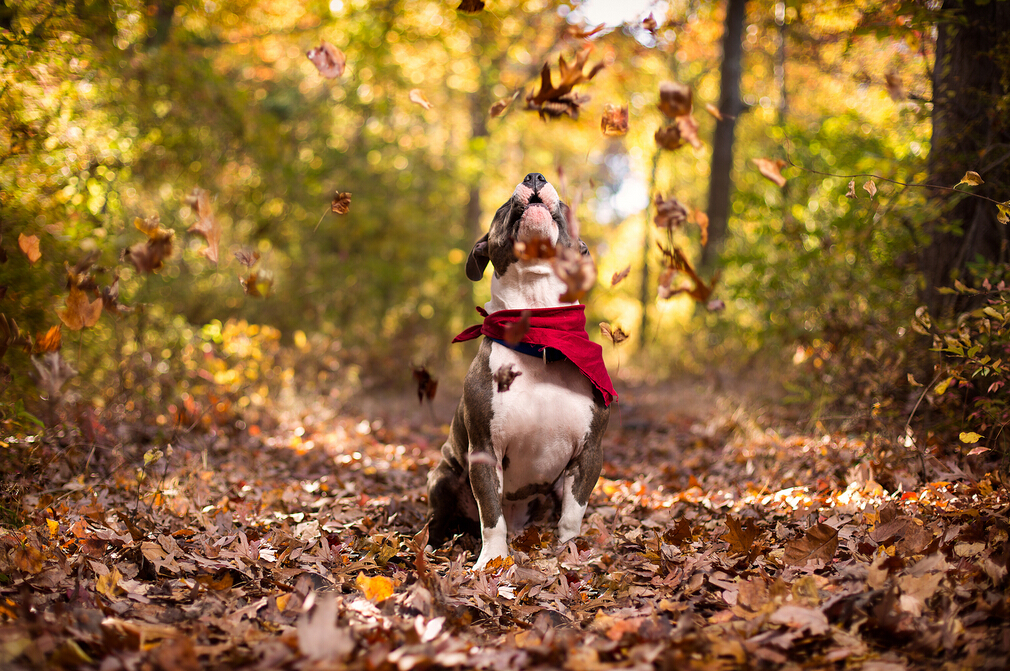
702, 0, 747, 268
921, 0, 1010, 317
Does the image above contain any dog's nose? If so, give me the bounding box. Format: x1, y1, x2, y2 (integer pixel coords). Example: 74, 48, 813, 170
523, 172, 547, 193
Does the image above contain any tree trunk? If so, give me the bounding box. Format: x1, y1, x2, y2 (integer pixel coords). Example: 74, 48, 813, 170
921, 0, 1010, 317
702, 0, 747, 268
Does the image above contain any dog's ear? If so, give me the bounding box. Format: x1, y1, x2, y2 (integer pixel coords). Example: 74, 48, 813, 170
579, 239, 590, 257
466, 233, 490, 281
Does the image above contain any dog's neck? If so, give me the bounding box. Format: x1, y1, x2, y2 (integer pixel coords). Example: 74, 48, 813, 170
485, 260, 577, 313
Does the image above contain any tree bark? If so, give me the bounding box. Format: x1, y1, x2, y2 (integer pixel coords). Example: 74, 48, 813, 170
702, 0, 747, 268
921, 0, 1010, 317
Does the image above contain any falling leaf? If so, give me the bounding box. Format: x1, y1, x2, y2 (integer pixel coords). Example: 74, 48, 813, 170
677, 113, 703, 149
704, 103, 726, 121
240, 269, 274, 298
600, 104, 629, 136
885, 70, 904, 101
525, 49, 604, 120
599, 322, 628, 345
502, 310, 531, 345
31, 351, 76, 399
356, 573, 395, 602
0, 314, 27, 362
658, 81, 692, 119
654, 193, 688, 230
611, 265, 631, 286
124, 216, 174, 273
642, 13, 658, 34
846, 180, 857, 198
706, 298, 725, 312
34, 325, 62, 354
18, 233, 41, 265
723, 515, 761, 555
567, 23, 606, 40
695, 210, 710, 246
997, 200, 1010, 225
552, 245, 597, 302
101, 276, 131, 315
234, 249, 261, 267
959, 431, 983, 444
331, 192, 352, 215
457, 0, 485, 12
408, 89, 433, 110
654, 124, 684, 151
493, 363, 522, 392
514, 237, 557, 261
956, 171, 983, 187
753, 158, 787, 187
413, 366, 437, 404
185, 188, 221, 264
306, 42, 345, 79
489, 91, 520, 117
657, 244, 717, 304
65, 250, 100, 292
783, 523, 838, 566
58, 286, 103, 330
863, 179, 878, 197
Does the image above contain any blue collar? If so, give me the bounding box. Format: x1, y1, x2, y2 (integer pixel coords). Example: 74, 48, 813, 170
489, 338, 567, 362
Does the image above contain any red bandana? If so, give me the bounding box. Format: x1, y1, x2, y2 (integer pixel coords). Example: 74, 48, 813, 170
453, 305, 617, 406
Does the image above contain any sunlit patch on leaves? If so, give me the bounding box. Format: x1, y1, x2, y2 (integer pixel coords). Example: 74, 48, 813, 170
306, 42, 345, 79
514, 236, 557, 261
863, 179, 878, 197
408, 89, 433, 110
552, 245, 597, 302
611, 265, 631, 286
240, 269, 274, 298
185, 188, 221, 264
18, 233, 41, 265
412, 366, 437, 404
885, 70, 904, 101
124, 216, 174, 273
600, 104, 629, 136
599, 322, 628, 345
956, 171, 983, 188
457, 0, 485, 13
58, 286, 103, 330
525, 48, 604, 120
31, 351, 76, 400
654, 193, 688, 230
234, 248, 261, 267
493, 363, 522, 392
489, 90, 520, 117
331, 192, 352, 215
753, 158, 787, 187
34, 325, 61, 354
502, 310, 531, 345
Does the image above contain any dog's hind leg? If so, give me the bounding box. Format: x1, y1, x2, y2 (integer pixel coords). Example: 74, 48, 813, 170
557, 403, 608, 543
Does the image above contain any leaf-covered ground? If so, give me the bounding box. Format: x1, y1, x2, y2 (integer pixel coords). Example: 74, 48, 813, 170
1, 380, 1008, 670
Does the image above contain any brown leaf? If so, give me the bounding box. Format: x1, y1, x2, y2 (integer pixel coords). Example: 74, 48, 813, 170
234, 248, 261, 267
489, 91, 520, 117
526, 49, 604, 120
101, 276, 132, 315
306, 42, 346, 79
18, 233, 41, 265
34, 325, 62, 354
331, 192, 352, 215
124, 216, 174, 273
601, 104, 629, 137
599, 322, 628, 345
413, 366, 437, 404
654, 124, 684, 151
885, 70, 903, 101
503, 310, 531, 345
863, 179, 877, 197
658, 81, 693, 118
845, 179, 857, 198
240, 269, 274, 298
493, 363, 522, 392
783, 523, 838, 566
408, 89, 433, 110
58, 286, 103, 330
704, 102, 727, 121
185, 188, 221, 264
723, 515, 762, 555
657, 244, 718, 304
956, 171, 983, 188
654, 193, 688, 230
0, 314, 28, 362
567, 23, 606, 40
753, 158, 787, 187
65, 251, 100, 291
695, 210, 710, 246
610, 265, 631, 286
457, 0, 485, 13
552, 245, 597, 303
677, 113, 703, 149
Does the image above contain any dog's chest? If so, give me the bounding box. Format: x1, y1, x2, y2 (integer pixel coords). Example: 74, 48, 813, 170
487, 342, 594, 495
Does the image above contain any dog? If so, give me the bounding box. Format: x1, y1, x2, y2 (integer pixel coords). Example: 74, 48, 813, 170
426, 172, 616, 570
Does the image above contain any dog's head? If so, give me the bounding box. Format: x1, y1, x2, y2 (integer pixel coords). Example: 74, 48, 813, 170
466, 173, 588, 281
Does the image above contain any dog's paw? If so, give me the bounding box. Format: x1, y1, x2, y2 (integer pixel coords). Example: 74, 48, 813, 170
472, 541, 509, 571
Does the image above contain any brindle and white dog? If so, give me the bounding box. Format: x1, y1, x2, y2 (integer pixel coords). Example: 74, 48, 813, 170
426, 172, 613, 570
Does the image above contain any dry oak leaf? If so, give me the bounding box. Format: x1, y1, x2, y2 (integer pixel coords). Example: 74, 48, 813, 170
493, 363, 522, 392
863, 179, 878, 197
677, 113, 703, 149
240, 269, 274, 298
18, 233, 41, 264
356, 573, 395, 602
552, 244, 597, 302
306, 42, 346, 79
642, 13, 658, 34
489, 91, 520, 117
783, 523, 838, 566
753, 158, 787, 187
723, 515, 761, 555
526, 49, 604, 120
601, 104, 629, 137
846, 179, 857, 199
185, 188, 221, 264
658, 81, 692, 119
657, 244, 718, 304
599, 322, 628, 345
234, 248, 261, 267
956, 171, 983, 187
408, 89, 433, 110
34, 325, 62, 354
654, 193, 688, 230
101, 276, 132, 315
611, 264, 631, 286
124, 216, 174, 273
58, 286, 102, 330
458, 0, 485, 13
331, 191, 352, 215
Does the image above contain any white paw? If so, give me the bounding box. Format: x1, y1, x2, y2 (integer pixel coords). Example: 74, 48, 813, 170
473, 540, 509, 571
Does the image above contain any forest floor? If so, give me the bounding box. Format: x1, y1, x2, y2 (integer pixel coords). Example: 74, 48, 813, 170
1, 374, 1008, 670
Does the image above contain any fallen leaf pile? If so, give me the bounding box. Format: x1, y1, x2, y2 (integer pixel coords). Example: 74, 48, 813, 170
1, 377, 1007, 671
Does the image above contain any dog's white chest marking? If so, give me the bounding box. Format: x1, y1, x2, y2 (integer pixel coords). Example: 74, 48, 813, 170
485, 261, 574, 314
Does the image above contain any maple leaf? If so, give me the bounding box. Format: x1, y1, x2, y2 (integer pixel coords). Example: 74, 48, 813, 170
356, 573, 395, 602
489, 90, 520, 117
654, 193, 688, 230
306, 42, 346, 79
34, 325, 62, 354
753, 158, 787, 187
611, 265, 631, 286
331, 191, 352, 215
863, 179, 878, 197
526, 49, 604, 120
599, 322, 628, 345
58, 286, 103, 330
18, 233, 41, 265
185, 188, 221, 264
955, 170, 983, 187
409, 88, 433, 110
552, 245, 596, 302
31, 351, 77, 399
413, 366, 437, 403
601, 104, 629, 137
457, 0, 485, 13
783, 523, 838, 566
723, 515, 761, 555
240, 269, 274, 298
502, 310, 531, 345
658, 81, 692, 119
234, 248, 261, 267
493, 363, 522, 392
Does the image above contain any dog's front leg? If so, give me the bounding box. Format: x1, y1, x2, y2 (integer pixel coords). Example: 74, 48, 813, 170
469, 449, 508, 570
